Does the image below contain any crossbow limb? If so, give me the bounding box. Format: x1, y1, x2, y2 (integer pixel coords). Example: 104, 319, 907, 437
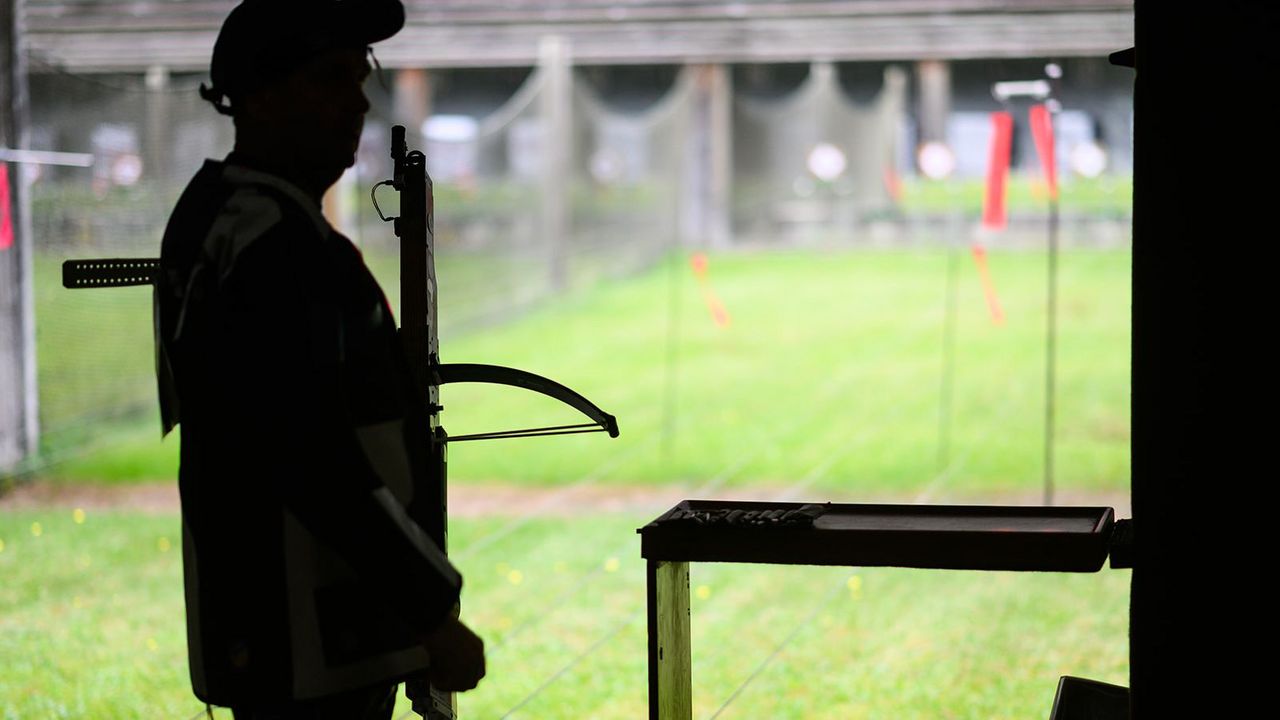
435, 363, 619, 442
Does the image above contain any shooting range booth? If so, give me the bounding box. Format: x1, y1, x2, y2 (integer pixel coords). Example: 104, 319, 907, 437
636, 4, 1268, 718
40, 3, 1266, 717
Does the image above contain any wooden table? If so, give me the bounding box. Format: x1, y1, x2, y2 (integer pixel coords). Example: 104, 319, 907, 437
637, 500, 1118, 720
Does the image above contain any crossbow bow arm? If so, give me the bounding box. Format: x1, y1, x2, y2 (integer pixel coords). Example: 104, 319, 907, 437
434, 362, 619, 443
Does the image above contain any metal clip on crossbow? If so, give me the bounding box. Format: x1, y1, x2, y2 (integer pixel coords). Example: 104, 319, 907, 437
62, 125, 620, 720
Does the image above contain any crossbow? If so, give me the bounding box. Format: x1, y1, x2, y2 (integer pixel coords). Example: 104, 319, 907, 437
62, 125, 619, 719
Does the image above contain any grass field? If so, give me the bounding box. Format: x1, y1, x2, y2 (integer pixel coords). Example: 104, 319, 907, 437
4, 246, 1132, 718
0, 508, 1130, 719
33, 246, 1129, 495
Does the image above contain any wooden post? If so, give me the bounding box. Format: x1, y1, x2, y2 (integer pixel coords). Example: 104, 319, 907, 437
394, 68, 433, 152
539, 35, 571, 292
144, 65, 171, 185
688, 64, 732, 250
647, 559, 692, 720
916, 60, 951, 145
1, 0, 37, 473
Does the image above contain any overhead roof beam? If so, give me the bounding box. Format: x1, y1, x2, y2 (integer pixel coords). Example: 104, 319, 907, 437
25, 4, 1133, 72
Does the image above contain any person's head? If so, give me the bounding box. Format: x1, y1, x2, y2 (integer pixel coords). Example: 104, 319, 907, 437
200, 0, 404, 185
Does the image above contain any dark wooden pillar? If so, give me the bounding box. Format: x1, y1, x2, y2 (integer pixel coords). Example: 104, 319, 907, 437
1130, 2, 1272, 716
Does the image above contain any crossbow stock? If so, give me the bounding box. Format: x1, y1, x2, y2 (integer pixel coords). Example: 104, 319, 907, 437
62, 124, 619, 719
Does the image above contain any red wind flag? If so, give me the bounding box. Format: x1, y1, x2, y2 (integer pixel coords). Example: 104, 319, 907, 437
882, 163, 903, 204
970, 243, 1006, 326
982, 111, 1013, 231
689, 252, 731, 329
1029, 103, 1058, 200
0, 162, 13, 250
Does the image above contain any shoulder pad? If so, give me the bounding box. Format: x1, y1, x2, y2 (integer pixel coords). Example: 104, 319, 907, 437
203, 186, 286, 282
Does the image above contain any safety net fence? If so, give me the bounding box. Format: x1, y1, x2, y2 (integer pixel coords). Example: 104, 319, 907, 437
16, 59, 697, 469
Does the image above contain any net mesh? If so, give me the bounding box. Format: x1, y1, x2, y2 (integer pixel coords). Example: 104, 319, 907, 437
732, 62, 908, 243
22, 59, 696, 458
27, 69, 220, 450
570, 65, 693, 278
355, 66, 556, 335
15, 54, 1130, 471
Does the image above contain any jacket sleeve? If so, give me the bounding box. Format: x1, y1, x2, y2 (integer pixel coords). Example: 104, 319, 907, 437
214, 217, 460, 640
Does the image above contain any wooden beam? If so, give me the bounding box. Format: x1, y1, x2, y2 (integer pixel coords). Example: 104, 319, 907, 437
25, 10, 1134, 72
22, 1, 1135, 32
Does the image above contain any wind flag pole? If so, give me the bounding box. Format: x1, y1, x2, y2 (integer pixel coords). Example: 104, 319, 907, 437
938, 233, 960, 472
1030, 101, 1060, 507
917, 140, 963, 473
0, 149, 93, 251
993, 68, 1061, 507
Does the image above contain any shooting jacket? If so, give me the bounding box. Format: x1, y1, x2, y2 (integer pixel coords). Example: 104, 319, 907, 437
155, 158, 460, 705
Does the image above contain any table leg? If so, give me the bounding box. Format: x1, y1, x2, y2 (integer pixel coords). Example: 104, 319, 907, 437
647, 559, 692, 720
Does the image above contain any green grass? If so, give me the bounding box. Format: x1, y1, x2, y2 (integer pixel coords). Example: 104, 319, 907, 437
0, 509, 1130, 719
9, 246, 1132, 715
0, 510, 188, 719
33, 261, 156, 438
34, 246, 1131, 497
897, 175, 1134, 218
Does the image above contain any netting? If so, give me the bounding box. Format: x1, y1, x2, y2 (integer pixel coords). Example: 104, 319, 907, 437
732, 61, 908, 243
26, 69, 221, 451
571, 66, 693, 278
22, 59, 696, 459
355, 66, 556, 334
349, 62, 693, 338
15, 53, 1131, 471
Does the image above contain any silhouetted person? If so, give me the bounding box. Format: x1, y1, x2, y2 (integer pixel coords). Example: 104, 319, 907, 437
153, 1, 483, 717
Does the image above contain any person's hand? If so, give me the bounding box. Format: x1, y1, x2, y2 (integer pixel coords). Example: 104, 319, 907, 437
421, 615, 486, 692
